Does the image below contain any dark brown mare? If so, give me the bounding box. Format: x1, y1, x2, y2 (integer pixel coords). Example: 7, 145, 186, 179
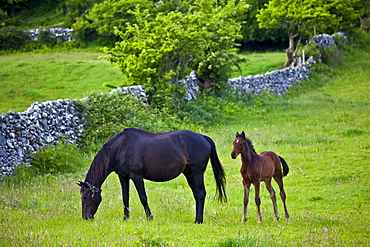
78, 128, 227, 223
231, 131, 290, 223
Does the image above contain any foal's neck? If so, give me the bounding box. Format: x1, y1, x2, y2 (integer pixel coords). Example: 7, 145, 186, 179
241, 149, 258, 167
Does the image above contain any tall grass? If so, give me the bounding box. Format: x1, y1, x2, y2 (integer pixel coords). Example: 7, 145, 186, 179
0, 49, 369, 246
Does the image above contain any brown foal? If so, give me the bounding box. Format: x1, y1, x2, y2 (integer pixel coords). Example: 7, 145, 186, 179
231, 131, 290, 223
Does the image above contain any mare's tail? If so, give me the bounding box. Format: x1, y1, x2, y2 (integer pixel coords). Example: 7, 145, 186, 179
278, 156, 289, 176
203, 135, 227, 202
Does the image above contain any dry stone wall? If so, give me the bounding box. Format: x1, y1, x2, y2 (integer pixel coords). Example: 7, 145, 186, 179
0, 100, 84, 176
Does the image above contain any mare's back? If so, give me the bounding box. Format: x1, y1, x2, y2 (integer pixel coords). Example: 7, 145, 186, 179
121, 128, 211, 161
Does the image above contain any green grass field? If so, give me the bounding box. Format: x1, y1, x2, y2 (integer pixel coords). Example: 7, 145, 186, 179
0, 52, 122, 113
0, 50, 369, 246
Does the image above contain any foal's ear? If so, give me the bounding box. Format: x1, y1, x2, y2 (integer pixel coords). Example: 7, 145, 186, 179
241, 131, 246, 138
236, 132, 239, 137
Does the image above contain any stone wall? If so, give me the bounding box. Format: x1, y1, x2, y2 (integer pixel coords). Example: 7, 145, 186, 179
228, 63, 311, 95
26, 27, 75, 42
0, 100, 84, 176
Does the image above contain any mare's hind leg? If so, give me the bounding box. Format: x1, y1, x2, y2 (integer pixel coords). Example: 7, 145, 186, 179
242, 179, 251, 222
274, 175, 290, 221
131, 174, 153, 220
183, 167, 206, 224
118, 174, 130, 220
265, 178, 279, 221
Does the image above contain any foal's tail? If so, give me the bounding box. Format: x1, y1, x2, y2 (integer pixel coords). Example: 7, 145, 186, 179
278, 156, 289, 177
203, 135, 227, 202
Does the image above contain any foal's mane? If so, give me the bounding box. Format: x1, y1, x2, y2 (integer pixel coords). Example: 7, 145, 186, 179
236, 133, 257, 154
245, 138, 257, 154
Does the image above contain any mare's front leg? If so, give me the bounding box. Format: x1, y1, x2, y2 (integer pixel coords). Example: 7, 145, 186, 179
242, 179, 251, 222
131, 174, 153, 220
118, 174, 130, 220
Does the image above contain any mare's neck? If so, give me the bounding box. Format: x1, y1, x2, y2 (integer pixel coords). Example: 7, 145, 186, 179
85, 160, 112, 188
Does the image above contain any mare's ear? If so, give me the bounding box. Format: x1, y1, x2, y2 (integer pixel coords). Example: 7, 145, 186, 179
236, 132, 239, 137
77, 181, 87, 188
241, 131, 246, 138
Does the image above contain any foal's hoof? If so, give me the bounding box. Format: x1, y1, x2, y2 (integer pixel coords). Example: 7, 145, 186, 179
147, 215, 154, 221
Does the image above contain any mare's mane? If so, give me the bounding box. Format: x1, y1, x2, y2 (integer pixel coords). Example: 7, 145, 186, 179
85, 130, 128, 184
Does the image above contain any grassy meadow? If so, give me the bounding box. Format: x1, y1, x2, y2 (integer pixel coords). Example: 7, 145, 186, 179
0, 49, 369, 246
0, 52, 122, 113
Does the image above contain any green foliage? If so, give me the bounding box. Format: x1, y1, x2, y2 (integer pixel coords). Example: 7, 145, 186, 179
102, 0, 248, 107
257, 0, 361, 62
0, 26, 29, 50
28, 140, 85, 175
257, 0, 360, 35
60, 0, 101, 27
72, 0, 154, 46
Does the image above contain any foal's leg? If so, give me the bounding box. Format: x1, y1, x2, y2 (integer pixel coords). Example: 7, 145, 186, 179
254, 181, 262, 223
131, 174, 153, 220
265, 178, 279, 221
118, 174, 130, 220
274, 175, 290, 221
242, 179, 251, 222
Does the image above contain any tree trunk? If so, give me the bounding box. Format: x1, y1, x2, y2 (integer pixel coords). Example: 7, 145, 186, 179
284, 26, 300, 67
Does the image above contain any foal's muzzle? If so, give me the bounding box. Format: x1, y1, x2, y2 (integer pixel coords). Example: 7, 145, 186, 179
231, 152, 237, 159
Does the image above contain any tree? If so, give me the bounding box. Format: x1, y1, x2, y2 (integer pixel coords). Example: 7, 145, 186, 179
238, 0, 287, 51
102, 0, 249, 107
257, 0, 361, 67
72, 0, 154, 45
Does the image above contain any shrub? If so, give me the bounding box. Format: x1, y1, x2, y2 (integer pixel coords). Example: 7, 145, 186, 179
0, 26, 29, 50
29, 140, 85, 175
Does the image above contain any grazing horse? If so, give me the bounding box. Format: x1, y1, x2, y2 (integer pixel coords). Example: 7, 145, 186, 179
231, 131, 290, 223
78, 128, 227, 223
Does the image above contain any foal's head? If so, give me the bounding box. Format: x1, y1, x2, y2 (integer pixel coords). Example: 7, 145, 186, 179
231, 131, 255, 159
77, 181, 102, 220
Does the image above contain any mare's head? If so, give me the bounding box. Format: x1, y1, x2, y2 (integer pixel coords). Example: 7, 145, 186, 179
231, 131, 254, 159
77, 181, 102, 220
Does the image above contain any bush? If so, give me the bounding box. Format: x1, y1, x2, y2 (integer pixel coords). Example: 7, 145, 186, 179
0, 26, 29, 50
28, 140, 85, 175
